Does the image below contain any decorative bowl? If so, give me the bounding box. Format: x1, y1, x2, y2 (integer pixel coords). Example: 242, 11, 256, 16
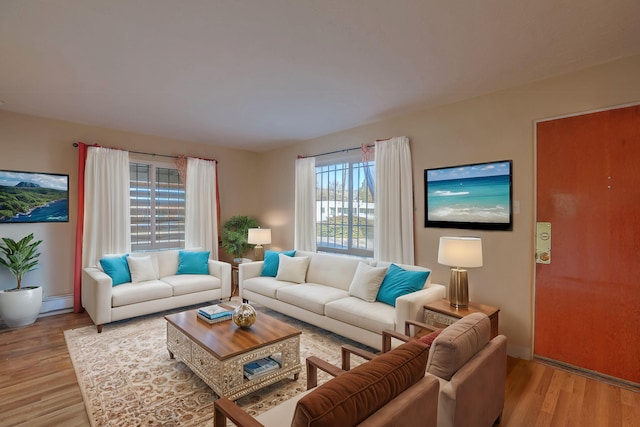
232, 303, 257, 328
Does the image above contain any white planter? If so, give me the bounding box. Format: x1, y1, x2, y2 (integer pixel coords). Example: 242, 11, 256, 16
0, 286, 43, 328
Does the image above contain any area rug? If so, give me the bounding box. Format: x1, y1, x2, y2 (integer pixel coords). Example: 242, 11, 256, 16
64, 304, 372, 426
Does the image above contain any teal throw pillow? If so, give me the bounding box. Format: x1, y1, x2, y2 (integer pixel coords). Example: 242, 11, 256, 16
376, 264, 430, 306
261, 250, 296, 277
177, 250, 210, 275
100, 255, 131, 286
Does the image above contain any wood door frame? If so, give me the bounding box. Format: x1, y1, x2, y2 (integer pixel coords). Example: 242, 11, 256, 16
532, 100, 640, 358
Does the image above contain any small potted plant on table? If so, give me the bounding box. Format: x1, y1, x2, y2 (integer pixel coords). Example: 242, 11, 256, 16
0, 233, 43, 328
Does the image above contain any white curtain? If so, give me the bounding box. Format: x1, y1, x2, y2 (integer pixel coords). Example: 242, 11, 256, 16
184, 157, 219, 258
82, 147, 131, 268
294, 157, 317, 252
374, 136, 415, 264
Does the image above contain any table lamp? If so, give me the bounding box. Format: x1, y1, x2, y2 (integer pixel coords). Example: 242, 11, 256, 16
247, 228, 271, 261
437, 237, 483, 308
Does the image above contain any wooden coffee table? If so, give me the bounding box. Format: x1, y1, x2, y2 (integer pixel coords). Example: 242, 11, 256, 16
165, 307, 301, 400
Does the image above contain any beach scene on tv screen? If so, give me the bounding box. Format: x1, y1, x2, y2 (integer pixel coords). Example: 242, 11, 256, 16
0, 171, 69, 223
427, 161, 510, 223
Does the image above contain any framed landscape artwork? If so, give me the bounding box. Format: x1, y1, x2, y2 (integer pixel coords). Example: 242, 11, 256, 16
0, 170, 69, 223
424, 160, 513, 231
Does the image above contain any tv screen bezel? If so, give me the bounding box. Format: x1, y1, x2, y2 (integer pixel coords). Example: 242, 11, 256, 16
0, 169, 70, 224
424, 160, 513, 231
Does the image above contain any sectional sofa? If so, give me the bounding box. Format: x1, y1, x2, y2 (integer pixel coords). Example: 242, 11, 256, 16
239, 250, 446, 349
82, 249, 231, 332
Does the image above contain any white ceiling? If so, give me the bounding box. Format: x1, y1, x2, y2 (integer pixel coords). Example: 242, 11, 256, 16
1, 0, 639, 152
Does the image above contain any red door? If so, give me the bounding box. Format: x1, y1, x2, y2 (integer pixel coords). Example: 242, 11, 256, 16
535, 104, 640, 384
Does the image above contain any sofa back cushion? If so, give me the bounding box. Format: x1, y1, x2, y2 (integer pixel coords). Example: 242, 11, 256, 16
291, 340, 430, 427
305, 253, 361, 291
426, 312, 490, 380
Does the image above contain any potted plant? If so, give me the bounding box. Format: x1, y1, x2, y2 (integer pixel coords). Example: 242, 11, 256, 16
0, 233, 43, 328
221, 215, 259, 262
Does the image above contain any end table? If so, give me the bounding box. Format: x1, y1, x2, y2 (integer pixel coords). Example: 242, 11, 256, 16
231, 264, 239, 299
424, 299, 500, 339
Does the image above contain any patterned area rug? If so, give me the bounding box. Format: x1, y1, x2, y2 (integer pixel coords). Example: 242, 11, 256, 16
64, 303, 372, 426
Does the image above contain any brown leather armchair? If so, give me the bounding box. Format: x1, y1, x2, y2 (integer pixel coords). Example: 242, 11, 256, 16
214, 339, 439, 427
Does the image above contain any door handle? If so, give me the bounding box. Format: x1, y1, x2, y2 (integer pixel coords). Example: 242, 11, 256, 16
536, 222, 551, 264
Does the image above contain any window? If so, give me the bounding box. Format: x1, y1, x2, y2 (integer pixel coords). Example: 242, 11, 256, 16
130, 161, 185, 251
315, 157, 374, 257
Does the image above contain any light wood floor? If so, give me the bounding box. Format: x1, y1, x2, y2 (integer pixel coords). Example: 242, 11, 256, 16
1, 311, 639, 427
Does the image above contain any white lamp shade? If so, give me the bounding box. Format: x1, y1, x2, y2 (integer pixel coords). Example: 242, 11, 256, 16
247, 228, 272, 245
437, 237, 483, 268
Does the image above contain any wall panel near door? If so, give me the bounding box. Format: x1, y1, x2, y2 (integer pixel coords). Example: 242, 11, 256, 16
535, 104, 640, 385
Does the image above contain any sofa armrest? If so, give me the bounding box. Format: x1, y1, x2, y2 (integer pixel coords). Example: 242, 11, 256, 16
238, 261, 264, 299
404, 319, 439, 336
306, 356, 345, 389
81, 267, 114, 329
437, 335, 507, 427
381, 329, 413, 353
341, 344, 378, 370
208, 260, 232, 299
214, 397, 265, 427
394, 283, 446, 333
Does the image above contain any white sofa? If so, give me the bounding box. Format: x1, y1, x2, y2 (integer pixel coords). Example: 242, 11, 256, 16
82, 249, 232, 332
239, 250, 446, 349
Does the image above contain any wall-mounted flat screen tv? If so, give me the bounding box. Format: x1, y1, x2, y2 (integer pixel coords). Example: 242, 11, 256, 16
424, 160, 512, 231
0, 170, 69, 223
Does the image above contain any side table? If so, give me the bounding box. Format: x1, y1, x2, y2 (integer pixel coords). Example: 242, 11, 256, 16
424, 299, 500, 339
231, 264, 239, 299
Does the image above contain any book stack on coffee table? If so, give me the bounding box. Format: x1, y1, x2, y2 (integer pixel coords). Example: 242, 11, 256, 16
243, 356, 281, 380
197, 304, 234, 324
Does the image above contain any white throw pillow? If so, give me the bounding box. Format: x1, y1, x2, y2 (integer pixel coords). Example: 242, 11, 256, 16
275, 254, 310, 284
126, 255, 159, 283
348, 262, 388, 302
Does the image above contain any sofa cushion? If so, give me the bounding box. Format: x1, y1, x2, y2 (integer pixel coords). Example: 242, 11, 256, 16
126, 255, 159, 283
374, 261, 432, 287
325, 297, 395, 334
305, 253, 361, 291
162, 274, 221, 296
277, 284, 349, 315
154, 250, 178, 278
419, 329, 443, 347
255, 389, 313, 427
243, 276, 296, 298
276, 254, 310, 283
348, 262, 388, 302
291, 340, 430, 427
111, 280, 173, 307
262, 250, 296, 277
426, 312, 490, 380
177, 250, 210, 275
100, 255, 131, 286
376, 264, 430, 306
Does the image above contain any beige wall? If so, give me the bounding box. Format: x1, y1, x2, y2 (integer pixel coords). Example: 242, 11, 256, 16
2, 54, 639, 355
257, 55, 640, 358
0, 111, 261, 303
